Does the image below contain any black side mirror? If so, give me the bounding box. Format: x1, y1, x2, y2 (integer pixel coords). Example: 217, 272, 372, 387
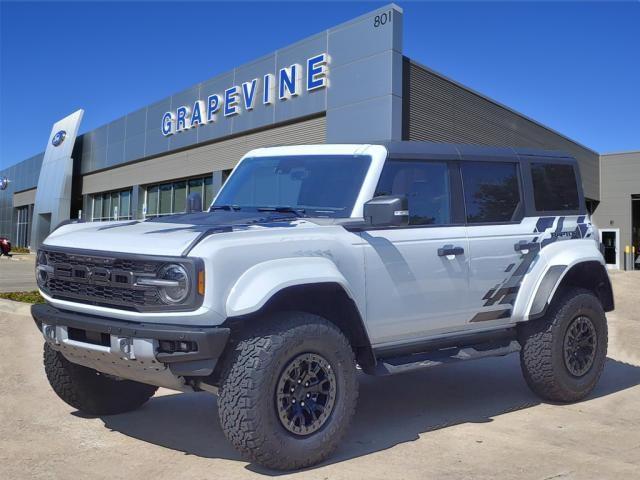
186, 192, 203, 214
363, 195, 409, 227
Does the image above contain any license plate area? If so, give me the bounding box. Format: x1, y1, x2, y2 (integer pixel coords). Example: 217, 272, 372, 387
67, 327, 110, 347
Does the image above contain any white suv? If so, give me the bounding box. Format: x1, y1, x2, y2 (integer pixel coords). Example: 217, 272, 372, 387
32, 142, 613, 470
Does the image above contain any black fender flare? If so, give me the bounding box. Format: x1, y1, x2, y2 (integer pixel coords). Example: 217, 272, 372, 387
528, 261, 614, 320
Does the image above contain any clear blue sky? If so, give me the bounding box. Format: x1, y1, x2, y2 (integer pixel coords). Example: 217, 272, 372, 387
0, 1, 638, 169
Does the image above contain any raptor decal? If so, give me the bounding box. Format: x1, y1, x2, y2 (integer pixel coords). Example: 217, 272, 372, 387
470, 215, 593, 322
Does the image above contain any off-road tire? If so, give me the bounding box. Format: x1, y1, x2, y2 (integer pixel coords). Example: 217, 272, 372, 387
217, 312, 358, 470
519, 288, 608, 403
44, 343, 158, 415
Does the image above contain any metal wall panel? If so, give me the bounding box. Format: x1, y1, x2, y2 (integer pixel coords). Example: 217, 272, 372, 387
81, 116, 326, 195
405, 61, 600, 201
0, 153, 43, 240
73, 4, 402, 175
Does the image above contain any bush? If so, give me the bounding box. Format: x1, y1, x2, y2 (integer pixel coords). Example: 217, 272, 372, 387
11, 247, 30, 254
0, 291, 44, 304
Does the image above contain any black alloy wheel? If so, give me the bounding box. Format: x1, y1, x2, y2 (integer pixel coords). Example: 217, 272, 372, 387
563, 315, 597, 377
276, 352, 337, 436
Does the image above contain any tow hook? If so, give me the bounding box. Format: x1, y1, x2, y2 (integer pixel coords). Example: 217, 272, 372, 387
118, 337, 136, 360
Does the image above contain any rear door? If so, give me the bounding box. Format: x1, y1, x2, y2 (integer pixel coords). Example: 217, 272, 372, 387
462, 158, 534, 325
361, 158, 474, 346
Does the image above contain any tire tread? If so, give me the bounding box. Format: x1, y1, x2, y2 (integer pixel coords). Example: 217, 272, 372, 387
217, 312, 358, 470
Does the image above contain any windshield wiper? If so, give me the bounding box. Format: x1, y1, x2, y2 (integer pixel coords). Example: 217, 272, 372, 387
210, 204, 241, 211
256, 206, 306, 215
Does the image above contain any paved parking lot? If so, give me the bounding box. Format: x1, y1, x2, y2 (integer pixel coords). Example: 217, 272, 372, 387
0, 272, 638, 480
0, 254, 36, 292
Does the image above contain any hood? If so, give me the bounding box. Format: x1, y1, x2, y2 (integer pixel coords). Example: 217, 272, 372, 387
43, 211, 310, 256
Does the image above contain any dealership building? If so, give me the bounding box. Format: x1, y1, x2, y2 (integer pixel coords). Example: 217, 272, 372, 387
0, 4, 635, 268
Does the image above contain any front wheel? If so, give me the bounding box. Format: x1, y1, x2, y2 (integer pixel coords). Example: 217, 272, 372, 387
217, 312, 358, 470
519, 288, 608, 403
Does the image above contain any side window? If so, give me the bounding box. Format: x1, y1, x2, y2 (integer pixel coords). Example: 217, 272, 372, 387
531, 163, 579, 212
375, 160, 451, 225
462, 161, 521, 223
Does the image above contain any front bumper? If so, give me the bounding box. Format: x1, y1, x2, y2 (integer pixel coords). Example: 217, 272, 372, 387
32, 304, 230, 391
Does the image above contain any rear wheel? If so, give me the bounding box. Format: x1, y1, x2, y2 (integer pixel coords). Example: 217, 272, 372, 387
44, 343, 157, 416
519, 288, 608, 402
217, 312, 358, 470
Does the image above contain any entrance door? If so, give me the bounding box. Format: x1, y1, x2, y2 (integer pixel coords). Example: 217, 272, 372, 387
600, 229, 619, 269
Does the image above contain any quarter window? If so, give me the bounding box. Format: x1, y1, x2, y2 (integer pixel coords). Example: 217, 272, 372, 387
531, 163, 579, 212
462, 162, 521, 223
375, 160, 451, 226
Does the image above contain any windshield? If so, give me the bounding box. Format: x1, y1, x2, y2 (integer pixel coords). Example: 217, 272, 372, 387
212, 155, 372, 217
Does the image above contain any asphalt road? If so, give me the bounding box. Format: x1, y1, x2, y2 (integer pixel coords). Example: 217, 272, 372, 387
0, 272, 639, 479
0, 254, 37, 292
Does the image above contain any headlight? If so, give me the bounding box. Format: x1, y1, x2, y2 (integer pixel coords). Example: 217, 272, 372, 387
35, 250, 52, 286
157, 263, 189, 304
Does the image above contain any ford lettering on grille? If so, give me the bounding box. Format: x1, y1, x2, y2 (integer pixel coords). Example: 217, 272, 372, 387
42, 249, 162, 309
54, 263, 134, 286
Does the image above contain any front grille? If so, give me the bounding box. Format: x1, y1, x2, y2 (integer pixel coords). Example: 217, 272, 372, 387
46, 250, 158, 273
40, 249, 164, 310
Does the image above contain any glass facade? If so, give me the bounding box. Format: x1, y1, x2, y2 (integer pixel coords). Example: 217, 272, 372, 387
91, 188, 133, 221
144, 172, 228, 218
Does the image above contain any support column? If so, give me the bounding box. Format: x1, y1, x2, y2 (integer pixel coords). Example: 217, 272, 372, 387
131, 185, 145, 219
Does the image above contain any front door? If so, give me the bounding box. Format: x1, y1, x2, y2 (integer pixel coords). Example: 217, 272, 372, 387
600, 229, 619, 269
361, 159, 472, 347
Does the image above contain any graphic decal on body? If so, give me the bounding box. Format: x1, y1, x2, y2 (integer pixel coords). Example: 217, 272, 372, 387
470, 215, 593, 322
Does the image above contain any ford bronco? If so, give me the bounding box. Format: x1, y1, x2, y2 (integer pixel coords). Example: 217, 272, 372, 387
32, 142, 613, 470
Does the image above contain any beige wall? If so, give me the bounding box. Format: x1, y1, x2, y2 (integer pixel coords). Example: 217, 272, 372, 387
82, 116, 326, 195
13, 188, 36, 207
592, 151, 640, 268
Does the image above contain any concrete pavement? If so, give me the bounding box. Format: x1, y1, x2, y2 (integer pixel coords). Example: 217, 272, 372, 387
0, 272, 638, 479
0, 254, 37, 292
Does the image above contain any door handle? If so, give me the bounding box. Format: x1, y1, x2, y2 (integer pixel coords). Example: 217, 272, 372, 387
438, 245, 464, 257
514, 240, 540, 254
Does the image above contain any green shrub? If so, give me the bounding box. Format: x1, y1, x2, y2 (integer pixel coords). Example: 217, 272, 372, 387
0, 291, 45, 304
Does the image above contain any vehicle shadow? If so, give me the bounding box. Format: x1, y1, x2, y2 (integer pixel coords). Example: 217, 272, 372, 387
97, 355, 640, 475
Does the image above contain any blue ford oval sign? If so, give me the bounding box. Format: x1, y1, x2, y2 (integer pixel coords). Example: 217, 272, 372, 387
52, 130, 67, 147
0, 176, 9, 191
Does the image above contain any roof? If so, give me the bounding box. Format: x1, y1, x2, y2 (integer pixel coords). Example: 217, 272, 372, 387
381, 141, 575, 163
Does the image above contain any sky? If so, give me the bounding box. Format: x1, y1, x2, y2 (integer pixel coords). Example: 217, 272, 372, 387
0, 1, 638, 169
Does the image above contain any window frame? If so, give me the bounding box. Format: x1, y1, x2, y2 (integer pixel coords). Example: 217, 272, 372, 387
523, 157, 586, 216
365, 157, 465, 230
460, 158, 525, 226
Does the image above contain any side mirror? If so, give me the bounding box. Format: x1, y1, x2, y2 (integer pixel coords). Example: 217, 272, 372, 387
363, 195, 409, 227
186, 192, 203, 214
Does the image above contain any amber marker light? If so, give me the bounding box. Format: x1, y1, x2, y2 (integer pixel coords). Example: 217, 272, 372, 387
198, 270, 205, 296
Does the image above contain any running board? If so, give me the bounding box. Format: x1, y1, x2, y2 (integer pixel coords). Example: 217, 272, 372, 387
371, 340, 521, 376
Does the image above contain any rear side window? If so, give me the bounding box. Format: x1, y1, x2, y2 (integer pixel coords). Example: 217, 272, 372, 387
462, 162, 521, 223
375, 160, 451, 226
531, 163, 579, 212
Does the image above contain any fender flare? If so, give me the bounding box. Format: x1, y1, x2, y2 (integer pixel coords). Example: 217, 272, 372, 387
527, 259, 614, 320
225, 257, 357, 318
